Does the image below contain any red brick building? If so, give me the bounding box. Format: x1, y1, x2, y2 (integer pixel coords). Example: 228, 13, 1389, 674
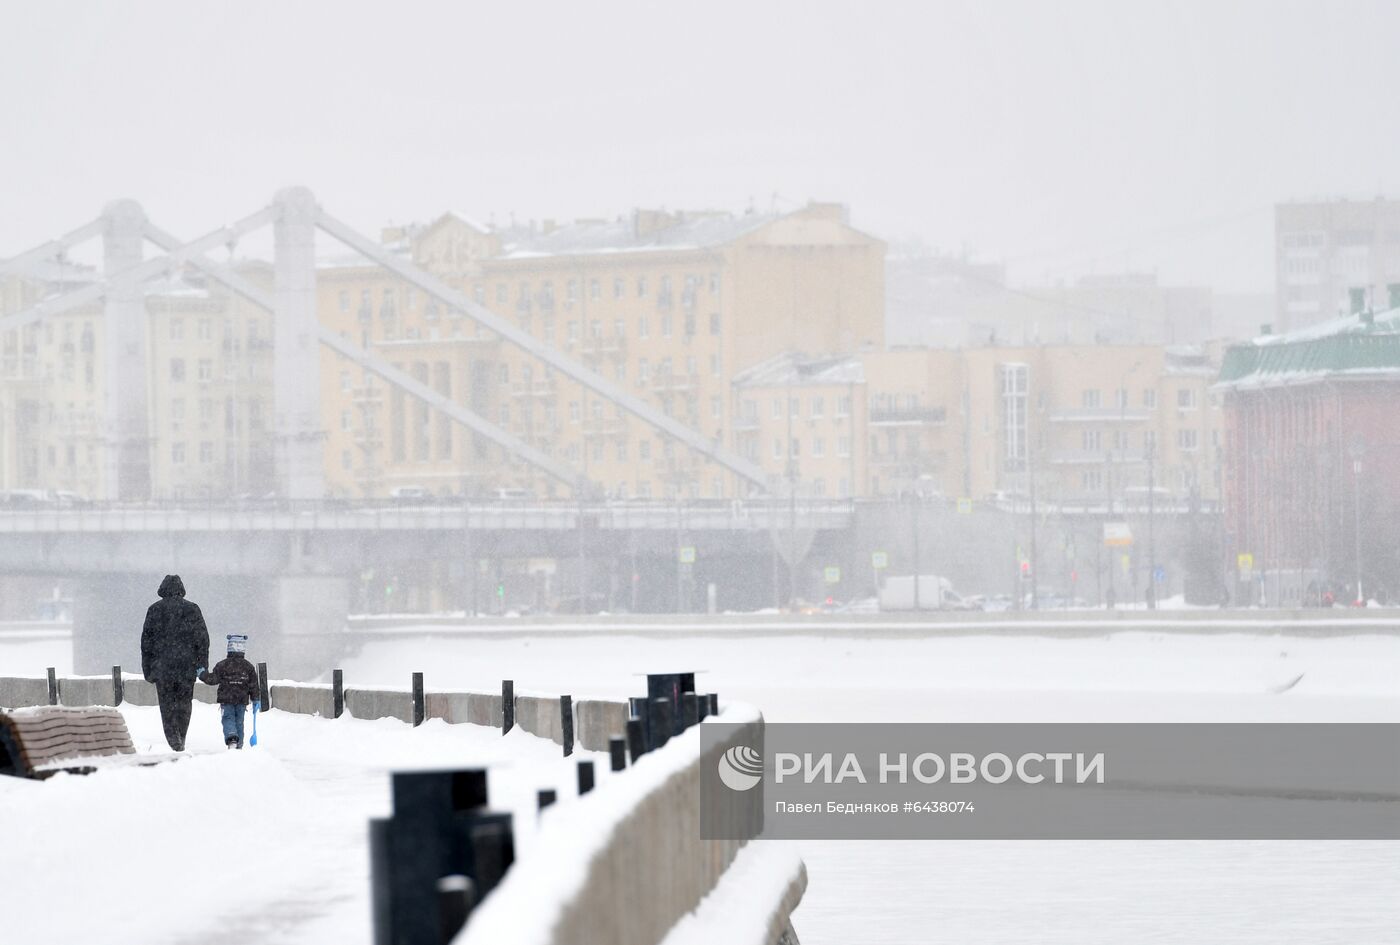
1216, 309, 1400, 605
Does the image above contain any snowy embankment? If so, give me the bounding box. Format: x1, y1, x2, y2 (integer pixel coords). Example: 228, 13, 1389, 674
4, 622, 1400, 944
0, 700, 604, 945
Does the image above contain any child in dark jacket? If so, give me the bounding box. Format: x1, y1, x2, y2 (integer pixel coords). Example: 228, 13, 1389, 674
197, 634, 261, 748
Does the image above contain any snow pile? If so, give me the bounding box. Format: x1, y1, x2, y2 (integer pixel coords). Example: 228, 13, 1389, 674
658, 843, 806, 945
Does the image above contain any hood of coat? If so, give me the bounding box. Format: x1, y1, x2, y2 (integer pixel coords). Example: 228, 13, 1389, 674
157, 574, 186, 599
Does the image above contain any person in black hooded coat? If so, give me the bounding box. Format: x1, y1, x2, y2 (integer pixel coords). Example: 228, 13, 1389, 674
140, 574, 210, 751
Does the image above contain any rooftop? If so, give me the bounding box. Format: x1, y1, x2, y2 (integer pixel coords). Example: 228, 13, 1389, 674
500, 209, 778, 259
1216, 308, 1400, 390
732, 351, 865, 388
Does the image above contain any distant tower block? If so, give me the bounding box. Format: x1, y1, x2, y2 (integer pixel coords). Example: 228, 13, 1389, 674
273, 186, 326, 500
102, 199, 151, 501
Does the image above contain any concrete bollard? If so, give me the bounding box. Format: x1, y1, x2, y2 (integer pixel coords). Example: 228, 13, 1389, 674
46, 668, 57, 706
537, 789, 557, 811
626, 717, 646, 764
333, 669, 344, 719
682, 692, 698, 729
697, 693, 710, 723
648, 698, 672, 751
609, 737, 627, 771
708, 693, 719, 717
577, 760, 595, 795
502, 680, 514, 734
257, 662, 270, 711
412, 673, 425, 727
560, 695, 573, 757
112, 665, 124, 706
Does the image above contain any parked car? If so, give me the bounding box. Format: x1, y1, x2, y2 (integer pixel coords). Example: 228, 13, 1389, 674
389, 486, 432, 502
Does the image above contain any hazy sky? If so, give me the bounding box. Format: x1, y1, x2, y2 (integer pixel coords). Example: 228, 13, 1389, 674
3, 0, 1397, 292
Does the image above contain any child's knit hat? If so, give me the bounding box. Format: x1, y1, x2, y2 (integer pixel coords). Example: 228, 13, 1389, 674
226, 634, 248, 654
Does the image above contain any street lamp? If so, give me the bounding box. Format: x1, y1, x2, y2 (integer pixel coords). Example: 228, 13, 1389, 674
1350, 438, 1366, 606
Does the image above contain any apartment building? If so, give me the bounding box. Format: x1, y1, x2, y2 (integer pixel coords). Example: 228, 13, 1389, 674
1276, 197, 1400, 331
0, 264, 275, 501
317, 204, 886, 499
730, 353, 867, 498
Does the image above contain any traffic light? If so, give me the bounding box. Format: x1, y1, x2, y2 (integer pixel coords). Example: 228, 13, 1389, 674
1020, 561, 1031, 580
496, 583, 505, 599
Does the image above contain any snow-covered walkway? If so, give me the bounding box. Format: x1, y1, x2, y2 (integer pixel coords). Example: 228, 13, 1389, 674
0, 701, 602, 944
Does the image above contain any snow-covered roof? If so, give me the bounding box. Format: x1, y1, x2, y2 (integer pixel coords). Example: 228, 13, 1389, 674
732, 351, 865, 388
500, 210, 777, 260
1216, 307, 1400, 391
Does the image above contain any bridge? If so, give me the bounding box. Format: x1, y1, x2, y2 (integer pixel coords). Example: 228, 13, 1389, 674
2, 190, 1222, 675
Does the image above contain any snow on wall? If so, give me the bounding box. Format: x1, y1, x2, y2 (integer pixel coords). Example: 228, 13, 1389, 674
455, 703, 781, 945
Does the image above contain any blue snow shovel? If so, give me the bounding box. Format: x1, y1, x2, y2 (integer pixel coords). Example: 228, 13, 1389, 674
250, 700, 259, 747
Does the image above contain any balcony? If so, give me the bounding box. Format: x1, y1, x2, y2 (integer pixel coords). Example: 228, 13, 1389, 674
1048, 407, 1150, 423
650, 372, 699, 394
582, 417, 629, 438
579, 335, 627, 359
510, 380, 557, 399
869, 406, 947, 426
1046, 449, 1146, 466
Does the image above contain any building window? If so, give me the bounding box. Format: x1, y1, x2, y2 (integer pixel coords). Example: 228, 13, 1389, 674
340, 370, 351, 393
837, 396, 851, 418
1082, 430, 1101, 451
338, 291, 350, 313
613, 277, 625, 299
813, 437, 826, 458
838, 435, 851, 457
1082, 470, 1103, 491
613, 318, 625, 338
341, 410, 352, 432
1143, 388, 1157, 409
169, 319, 184, 341
1081, 389, 1101, 409
638, 317, 649, 339
1177, 429, 1199, 451
617, 441, 628, 462
1115, 388, 1128, 409
636, 276, 647, 298
198, 359, 212, 382
638, 358, 650, 381
569, 401, 581, 422
1002, 363, 1029, 472
199, 441, 214, 464
496, 284, 508, 305
1177, 388, 1197, 410
772, 399, 782, 419
709, 312, 721, 335
709, 354, 721, 376
812, 396, 825, 418
171, 442, 186, 464
170, 359, 185, 382
772, 439, 782, 459
661, 315, 673, 338
197, 319, 212, 341
711, 395, 722, 420
639, 440, 651, 460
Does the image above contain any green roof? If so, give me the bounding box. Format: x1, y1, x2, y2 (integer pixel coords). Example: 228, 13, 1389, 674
1216, 308, 1400, 390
